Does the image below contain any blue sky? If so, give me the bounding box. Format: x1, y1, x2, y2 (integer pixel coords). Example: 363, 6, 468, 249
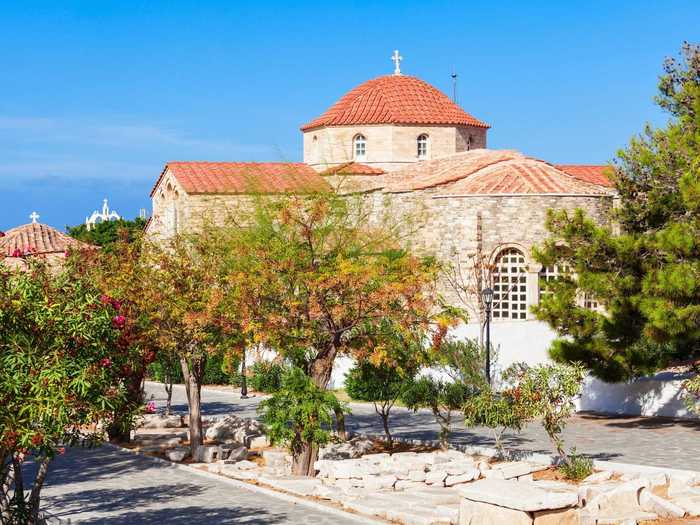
1, 1, 698, 231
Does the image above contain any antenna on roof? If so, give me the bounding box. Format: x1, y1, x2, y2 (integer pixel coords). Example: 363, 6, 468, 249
451, 68, 458, 103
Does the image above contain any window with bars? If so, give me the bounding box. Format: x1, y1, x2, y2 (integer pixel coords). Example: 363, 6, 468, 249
538, 263, 571, 297
353, 134, 366, 161
417, 134, 429, 159
492, 248, 528, 320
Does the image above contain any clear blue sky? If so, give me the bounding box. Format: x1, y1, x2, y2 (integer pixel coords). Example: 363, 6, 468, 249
1, 1, 698, 231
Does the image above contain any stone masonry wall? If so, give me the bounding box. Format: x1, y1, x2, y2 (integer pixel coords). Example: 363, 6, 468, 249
303, 124, 486, 173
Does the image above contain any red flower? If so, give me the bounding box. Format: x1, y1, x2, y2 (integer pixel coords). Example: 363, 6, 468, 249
112, 315, 126, 329
11, 248, 22, 257
100, 294, 112, 305
31, 433, 43, 446
111, 299, 122, 311
100, 357, 112, 368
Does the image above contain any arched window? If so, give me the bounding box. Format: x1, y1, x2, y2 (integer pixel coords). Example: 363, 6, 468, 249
417, 134, 429, 159
353, 134, 366, 161
492, 248, 528, 320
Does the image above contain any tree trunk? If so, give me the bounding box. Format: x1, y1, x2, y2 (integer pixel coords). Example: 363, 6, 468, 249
381, 412, 392, 449
181, 356, 204, 460
334, 408, 347, 441
11, 455, 25, 514
291, 441, 318, 476
28, 456, 51, 522
0, 452, 15, 520
164, 370, 174, 416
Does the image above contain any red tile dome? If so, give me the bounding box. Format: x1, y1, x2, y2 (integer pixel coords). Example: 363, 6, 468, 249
301, 75, 489, 131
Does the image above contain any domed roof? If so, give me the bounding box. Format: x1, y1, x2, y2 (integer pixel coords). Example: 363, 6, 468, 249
0, 222, 90, 257
301, 75, 489, 131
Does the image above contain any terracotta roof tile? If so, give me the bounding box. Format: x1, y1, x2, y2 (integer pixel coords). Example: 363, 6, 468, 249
320, 162, 385, 176
0, 223, 91, 257
301, 75, 489, 131
150, 162, 330, 196
384, 150, 615, 196
554, 165, 613, 187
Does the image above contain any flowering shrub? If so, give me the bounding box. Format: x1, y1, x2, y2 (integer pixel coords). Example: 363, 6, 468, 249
0, 261, 127, 521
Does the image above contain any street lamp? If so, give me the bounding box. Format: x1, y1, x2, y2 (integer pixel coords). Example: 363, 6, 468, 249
240, 347, 248, 399
482, 287, 494, 386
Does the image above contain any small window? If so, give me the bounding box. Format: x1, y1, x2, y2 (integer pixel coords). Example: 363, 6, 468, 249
353, 134, 366, 161
538, 263, 570, 298
417, 134, 429, 159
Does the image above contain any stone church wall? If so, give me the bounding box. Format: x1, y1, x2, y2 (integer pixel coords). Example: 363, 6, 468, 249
303, 124, 485, 173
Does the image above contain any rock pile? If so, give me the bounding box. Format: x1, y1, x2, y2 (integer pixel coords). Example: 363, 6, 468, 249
314, 450, 548, 493
204, 415, 269, 448
319, 436, 374, 460
140, 413, 183, 429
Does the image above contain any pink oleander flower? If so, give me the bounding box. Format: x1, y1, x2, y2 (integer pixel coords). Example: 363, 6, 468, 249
11, 248, 22, 257
112, 315, 126, 329
100, 294, 112, 305
145, 401, 157, 414
58, 447, 66, 455
100, 357, 112, 368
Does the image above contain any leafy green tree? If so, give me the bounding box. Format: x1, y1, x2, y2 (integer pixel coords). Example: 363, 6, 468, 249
67, 217, 147, 249
345, 361, 411, 448
534, 43, 700, 381
0, 261, 127, 522
226, 192, 439, 474
259, 368, 346, 468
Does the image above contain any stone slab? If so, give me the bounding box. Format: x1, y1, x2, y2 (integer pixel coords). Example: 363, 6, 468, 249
458, 479, 578, 511
459, 498, 532, 525
533, 508, 580, 525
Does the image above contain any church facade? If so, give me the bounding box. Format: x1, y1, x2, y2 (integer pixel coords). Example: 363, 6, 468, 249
147, 57, 627, 399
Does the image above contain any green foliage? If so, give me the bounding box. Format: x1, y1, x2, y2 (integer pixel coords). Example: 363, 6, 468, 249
504, 362, 586, 462
0, 261, 128, 519
67, 217, 147, 249
533, 43, 700, 381
250, 361, 287, 393
682, 371, 700, 415
401, 335, 487, 449
463, 388, 531, 455
345, 361, 411, 445
258, 368, 347, 456
557, 449, 594, 481
402, 376, 476, 450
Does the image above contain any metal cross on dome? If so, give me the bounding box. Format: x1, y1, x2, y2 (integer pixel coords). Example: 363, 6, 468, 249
29, 211, 40, 224
391, 50, 403, 76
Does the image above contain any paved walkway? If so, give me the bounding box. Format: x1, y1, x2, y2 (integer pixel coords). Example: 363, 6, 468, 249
147, 382, 700, 471
37, 445, 363, 524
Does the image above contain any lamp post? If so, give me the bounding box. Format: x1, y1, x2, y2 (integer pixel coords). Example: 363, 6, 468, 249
482, 287, 494, 386
240, 347, 248, 399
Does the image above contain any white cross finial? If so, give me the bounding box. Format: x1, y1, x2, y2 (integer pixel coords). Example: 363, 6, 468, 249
391, 50, 403, 76
29, 211, 40, 224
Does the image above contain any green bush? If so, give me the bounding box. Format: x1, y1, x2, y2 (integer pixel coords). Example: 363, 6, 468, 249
147, 352, 242, 385
345, 361, 411, 446
557, 449, 593, 480
250, 361, 287, 393
258, 367, 347, 474
463, 388, 531, 455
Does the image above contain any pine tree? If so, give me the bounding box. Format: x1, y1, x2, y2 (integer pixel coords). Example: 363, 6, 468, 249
534, 43, 700, 381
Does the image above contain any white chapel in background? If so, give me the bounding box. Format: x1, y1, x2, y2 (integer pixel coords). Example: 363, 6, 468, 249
86, 198, 121, 231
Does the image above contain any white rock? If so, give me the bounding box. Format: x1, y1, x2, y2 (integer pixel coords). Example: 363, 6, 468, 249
583, 471, 613, 483
459, 498, 532, 525
408, 469, 427, 482
639, 488, 685, 518
445, 468, 479, 487
426, 470, 447, 486
395, 480, 427, 491
141, 414, 183, 429
166, 447, 188, 462
248, 435, 270, 449
361, 474, 397, 490
458, 479, 578, 511
672, 493, 700, 516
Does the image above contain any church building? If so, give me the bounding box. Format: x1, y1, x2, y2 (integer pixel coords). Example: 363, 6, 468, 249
147, 53, 619, 394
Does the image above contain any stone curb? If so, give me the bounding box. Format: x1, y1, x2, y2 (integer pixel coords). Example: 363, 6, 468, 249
104, 443, 386, 525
